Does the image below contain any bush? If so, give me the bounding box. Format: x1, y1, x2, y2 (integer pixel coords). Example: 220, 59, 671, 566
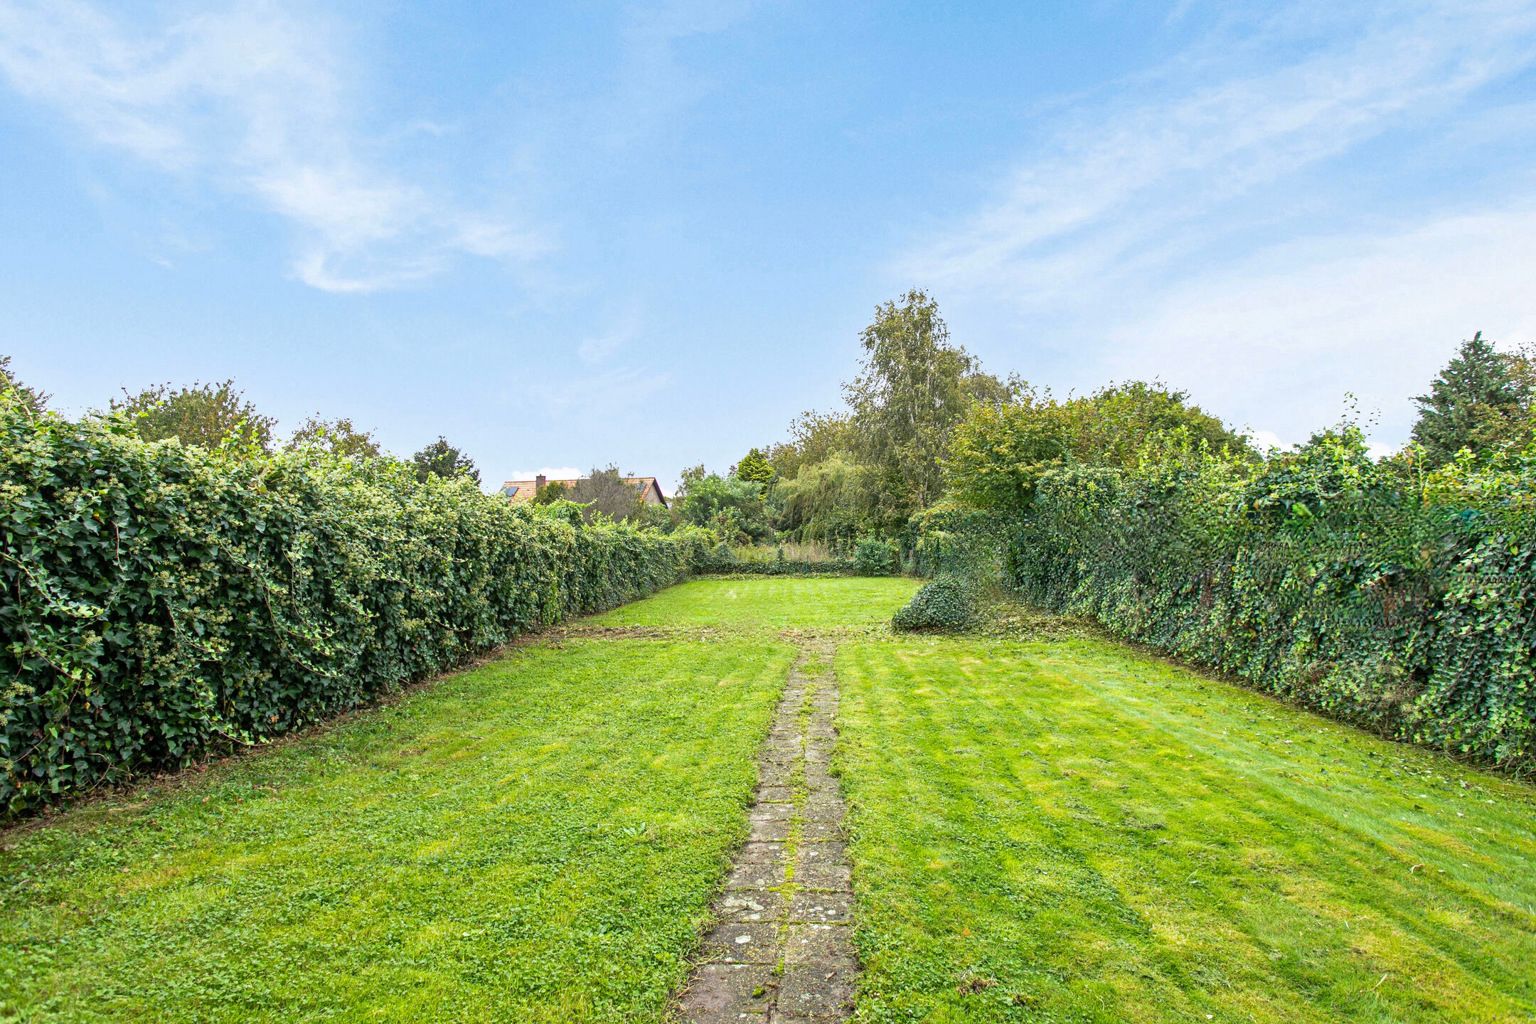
893, 574, 977, 631
853, 536, 899, 576
0, 400, 696, 816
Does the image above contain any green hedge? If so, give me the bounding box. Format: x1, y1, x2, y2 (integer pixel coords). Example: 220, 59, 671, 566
0, 402, 698, 815
1006, 434, 1536, 768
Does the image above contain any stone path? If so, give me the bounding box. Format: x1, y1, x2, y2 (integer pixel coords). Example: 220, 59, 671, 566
675, 641, 856, 1023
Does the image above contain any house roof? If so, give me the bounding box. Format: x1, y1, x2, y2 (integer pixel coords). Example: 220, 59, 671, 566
499, 475, 668, 508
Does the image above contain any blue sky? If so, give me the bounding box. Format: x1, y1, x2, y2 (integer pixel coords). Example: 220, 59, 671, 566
3, 1, 1535, 488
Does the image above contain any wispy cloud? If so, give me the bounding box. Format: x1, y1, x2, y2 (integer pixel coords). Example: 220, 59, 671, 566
1101, 203, 1536, 441
0, 0, 543, 292
540, 366, 670, 414
600, 0, 756, 146
895, 0, 1536, 447
901, 1, 1536, 301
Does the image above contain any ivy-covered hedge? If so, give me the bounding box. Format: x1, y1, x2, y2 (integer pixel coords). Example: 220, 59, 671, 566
0, 403, 699, 815
1007, 433, 1536, 768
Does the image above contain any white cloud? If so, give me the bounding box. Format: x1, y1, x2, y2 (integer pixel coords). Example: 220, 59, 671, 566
1098, 204, 1536, 444
0, 0, 543, 292
901, 1, 1536, 301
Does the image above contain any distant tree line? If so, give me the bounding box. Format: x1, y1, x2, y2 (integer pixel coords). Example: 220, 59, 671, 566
1, 369, 485, 488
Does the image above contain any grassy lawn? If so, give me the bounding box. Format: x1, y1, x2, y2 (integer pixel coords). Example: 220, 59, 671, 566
835, 636, 1536, 1023
591, 576, 920, 630
0, 638, 793, 1023
5, 578, 1534, 1023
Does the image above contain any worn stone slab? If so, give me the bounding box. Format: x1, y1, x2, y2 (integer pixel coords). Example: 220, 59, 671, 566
736, 841, 786, 866
801, 793, 845, 823
800, 817, 845, 842
751, 801, 793, 821
784, 924, 858, 968
748, 814, 792, 842
718, 888, 786, 923
788, 890, 852, 924
726, 859, 784, 890
757, 761, 793, 789
679, 962, 776, 1020
798, 857, 851, 891
778, 961, 857, 1016
700, 921, 781, 964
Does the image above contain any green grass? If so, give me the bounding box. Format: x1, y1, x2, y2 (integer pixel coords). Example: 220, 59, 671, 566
6, 578, 1534, 1023
590, 576, 919, 630
835, 636, 1536, 1022
0, 638, 793, 1023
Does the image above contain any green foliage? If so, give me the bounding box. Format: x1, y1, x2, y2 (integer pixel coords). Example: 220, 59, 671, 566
569, 465, 646, 523
1411, 332, 1531, 465
774, 452, 877, 548
765, 411, 858, 482
685, 540, 855, 576
733, 447, 775, 486
0, 355, 47, 415
0, 401, 695, 815
946, 380, 1250, 509
533, 479, 570, 503
288, 415, 382, 458
853, 536, 899, 576
891, 573, 976, 630
112, 378, 275, 452
1005, 427, 1536, 767
844, 289, 1004, 531
410, 436, 479, 485
592, 576, 920, 630
909, 501, 1010, 580
673, 469, 772, 543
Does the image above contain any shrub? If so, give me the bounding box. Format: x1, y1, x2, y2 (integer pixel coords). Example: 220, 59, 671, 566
893, 573, 976, 631
853, 536, 899, 576
0, 400, 695, 816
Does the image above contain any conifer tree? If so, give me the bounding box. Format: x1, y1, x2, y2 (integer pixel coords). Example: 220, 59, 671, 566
1411, 333, 1527, 464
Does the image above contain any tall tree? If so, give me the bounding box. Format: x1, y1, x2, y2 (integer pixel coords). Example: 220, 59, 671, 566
1411, 333, 1529, 464
112, 379, 274, 451
289, 416, 382, 458
569, 466, 643, 522
765, 411, 857, 481
844, 289, 995, 529
412, 437, 480, 484
0, 355, 47, 415
733, 448, 776, 486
